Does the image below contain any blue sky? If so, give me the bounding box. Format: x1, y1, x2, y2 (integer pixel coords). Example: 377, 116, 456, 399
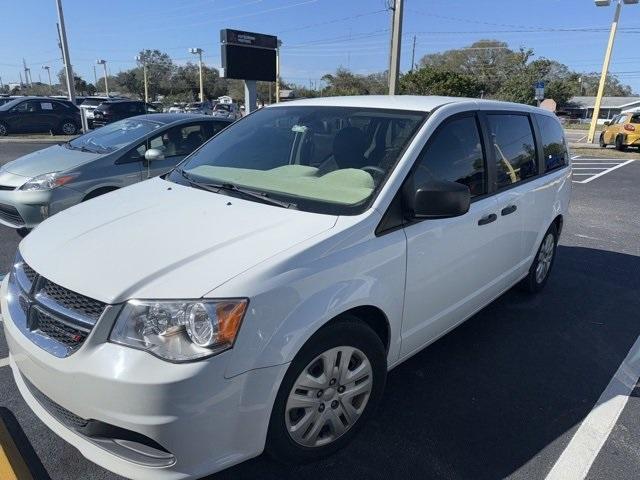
2, 0, 640, 92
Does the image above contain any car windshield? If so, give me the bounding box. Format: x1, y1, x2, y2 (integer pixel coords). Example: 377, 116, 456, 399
81, 99, 105, 107
67, 118, 162, 154
215, 104, 231, 112
170, 106, 426, 215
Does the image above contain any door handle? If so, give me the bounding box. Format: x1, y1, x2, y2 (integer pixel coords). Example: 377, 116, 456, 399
478, 213, 497, 226
501, 205, 517, 216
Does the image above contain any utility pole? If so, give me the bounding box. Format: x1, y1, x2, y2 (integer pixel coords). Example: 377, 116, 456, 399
93, 65, 97, 87
136, 55, 149, 103
587, 0, 638, 143
56, 0, 76, 103
96, 59, 108, 96
189, 48, 204, 102
387, 0, 404, 95
23, 59, 31, 87
411, 35, 416, 72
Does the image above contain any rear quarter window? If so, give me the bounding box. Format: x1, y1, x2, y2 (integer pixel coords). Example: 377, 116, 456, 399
536, 114, 568, 172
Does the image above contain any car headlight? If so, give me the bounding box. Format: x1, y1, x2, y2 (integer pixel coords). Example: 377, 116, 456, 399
20, 172, 79, 191
110, 299, 248, 362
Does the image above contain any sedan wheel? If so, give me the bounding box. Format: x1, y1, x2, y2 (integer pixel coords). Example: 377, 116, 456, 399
285, 346, 373, 448
61, 121, 77, 135
0, 122, 7, 136
535, 233, 555, 284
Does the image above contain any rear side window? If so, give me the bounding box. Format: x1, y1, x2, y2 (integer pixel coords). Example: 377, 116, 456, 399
630, 114, 640, 124
487, 114, 537, 189
537, 114, 568, 172
412, 115, 486, 197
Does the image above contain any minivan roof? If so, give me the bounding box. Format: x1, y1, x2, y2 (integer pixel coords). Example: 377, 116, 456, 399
270, 95, 555, 116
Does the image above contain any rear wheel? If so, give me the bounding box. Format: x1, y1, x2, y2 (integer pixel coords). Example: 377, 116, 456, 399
519, 223, 558, 293
615, 135, 627, 151
59, 120, 78, 136
0, 122, 8, 136
267, 318, 386, 464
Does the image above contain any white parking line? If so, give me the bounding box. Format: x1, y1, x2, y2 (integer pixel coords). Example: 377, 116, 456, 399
578, 159, 635, 184
572, 167, 609, 170
545, 335, 640, 480
0, 357, 8, 368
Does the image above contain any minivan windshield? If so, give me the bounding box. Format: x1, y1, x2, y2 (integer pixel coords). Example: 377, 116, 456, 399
170, 106, 426, 215
67, 118, 162, 154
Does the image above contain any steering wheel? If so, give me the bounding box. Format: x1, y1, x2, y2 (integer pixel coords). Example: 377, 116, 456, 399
361, 165, 386, 180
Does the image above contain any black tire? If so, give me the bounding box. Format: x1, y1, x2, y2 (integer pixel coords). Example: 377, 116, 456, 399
615, 135, 627, 151
58, 120, 78, 136
266, 316, 387, 465
0, 122, 8, 136
519, 222, 558, 293
599, 133, 606, 148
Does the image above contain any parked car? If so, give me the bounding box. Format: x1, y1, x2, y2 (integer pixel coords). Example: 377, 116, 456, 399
2, 96, 570, 479
212, 101, 242, 120
168, 102, 187, 113
185, 101, 213, 115
0, 113, 231, 231
599, 112, 640, 150
92, 100, 160, 127
0, 97, 80, 136
79, 96, 113, 127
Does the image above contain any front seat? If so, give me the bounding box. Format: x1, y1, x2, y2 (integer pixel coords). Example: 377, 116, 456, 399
333, 127, 368, 170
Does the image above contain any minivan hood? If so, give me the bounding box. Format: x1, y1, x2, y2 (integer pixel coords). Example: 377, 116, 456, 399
1, 144, 99, 177
20, 178, 337, 303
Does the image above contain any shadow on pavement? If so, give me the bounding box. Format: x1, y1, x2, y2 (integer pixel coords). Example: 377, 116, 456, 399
211, 246, 640, 480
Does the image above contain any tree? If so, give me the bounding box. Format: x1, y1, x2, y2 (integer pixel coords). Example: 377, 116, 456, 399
321, 67, 387, 96
170, 63, 225, 100
400, 67, 483, 97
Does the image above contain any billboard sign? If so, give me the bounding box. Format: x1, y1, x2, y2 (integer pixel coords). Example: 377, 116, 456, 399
221, 29, 278, 82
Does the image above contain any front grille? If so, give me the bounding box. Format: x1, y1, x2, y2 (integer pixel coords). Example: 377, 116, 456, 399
40, 280, 106, 320
10, 254, 107, 357
22, 263, 36, 283
32, 307, 89, 348
0, 203, 23, 225
24, 377, 89, 430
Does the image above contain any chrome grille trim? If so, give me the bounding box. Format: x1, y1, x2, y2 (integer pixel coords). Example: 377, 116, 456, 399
8, 251, 107, 357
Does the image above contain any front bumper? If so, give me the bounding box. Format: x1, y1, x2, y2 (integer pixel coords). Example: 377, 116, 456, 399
0, 187, 82, 228
2, 277, 288, 479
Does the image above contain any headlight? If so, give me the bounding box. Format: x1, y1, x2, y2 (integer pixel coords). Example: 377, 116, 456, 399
20, 172, 79, 191
110, 299, 248, 362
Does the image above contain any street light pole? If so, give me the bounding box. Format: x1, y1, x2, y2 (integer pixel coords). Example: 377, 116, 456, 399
189, 48, 204, 102
43, 66, 52, 93
97, 59, 108, 96
55, 0, 76, 103
136, 55, 149, 103
387, 0, 404, 95
588, 0, 638, 143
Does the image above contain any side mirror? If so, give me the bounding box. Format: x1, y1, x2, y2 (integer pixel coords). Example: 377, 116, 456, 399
144, 148, 164, 162
404, 178, 470, 219
603, 121, 610, 126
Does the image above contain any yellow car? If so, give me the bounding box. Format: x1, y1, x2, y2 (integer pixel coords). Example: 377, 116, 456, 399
599, 112, 640, 150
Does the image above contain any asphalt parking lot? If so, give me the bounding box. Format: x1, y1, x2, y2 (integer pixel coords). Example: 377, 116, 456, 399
0, 143, 639, 480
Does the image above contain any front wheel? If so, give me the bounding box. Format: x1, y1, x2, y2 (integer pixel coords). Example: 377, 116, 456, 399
0, 122, 8, 136
267, 318, 386, 464
520, 223, 558, 293
599, 134, 606, 148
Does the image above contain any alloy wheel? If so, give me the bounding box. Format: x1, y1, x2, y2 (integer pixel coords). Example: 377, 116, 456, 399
535, 233, 555, 284
285, 346, 373, 448
0, 124, 6, 136
62, 122, 76, 135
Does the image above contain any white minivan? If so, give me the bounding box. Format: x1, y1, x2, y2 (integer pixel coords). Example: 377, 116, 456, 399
2, 96, 570, 479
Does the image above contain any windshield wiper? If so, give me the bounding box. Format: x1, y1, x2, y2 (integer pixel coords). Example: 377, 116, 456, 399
179, 170, 296, 209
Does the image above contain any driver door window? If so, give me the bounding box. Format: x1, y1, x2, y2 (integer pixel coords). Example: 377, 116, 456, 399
13, 101, 40, 113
